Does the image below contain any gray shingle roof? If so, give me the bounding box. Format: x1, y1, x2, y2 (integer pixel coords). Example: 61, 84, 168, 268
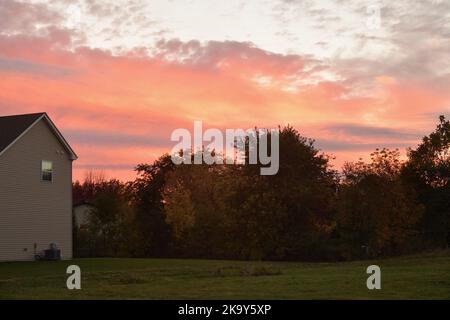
0, 112, 45, 154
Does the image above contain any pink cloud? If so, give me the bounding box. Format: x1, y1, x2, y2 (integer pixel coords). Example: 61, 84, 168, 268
0, 31, 448, 181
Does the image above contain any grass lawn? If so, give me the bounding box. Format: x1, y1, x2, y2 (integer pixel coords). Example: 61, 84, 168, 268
0, 250, 449, 300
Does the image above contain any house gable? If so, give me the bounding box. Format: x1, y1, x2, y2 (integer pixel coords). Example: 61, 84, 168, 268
0, 113, 78, 160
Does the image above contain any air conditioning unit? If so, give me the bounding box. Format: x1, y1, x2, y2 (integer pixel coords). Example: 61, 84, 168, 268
43, 243, 61, 261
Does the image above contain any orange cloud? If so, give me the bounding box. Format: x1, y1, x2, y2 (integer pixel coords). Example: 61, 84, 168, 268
0, 34, 448, 181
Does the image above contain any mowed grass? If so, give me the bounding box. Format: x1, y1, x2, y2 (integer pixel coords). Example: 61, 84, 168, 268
0, 250, 449, 300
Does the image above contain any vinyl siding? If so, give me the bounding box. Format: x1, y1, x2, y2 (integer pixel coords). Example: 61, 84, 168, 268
0, 119, 73, 261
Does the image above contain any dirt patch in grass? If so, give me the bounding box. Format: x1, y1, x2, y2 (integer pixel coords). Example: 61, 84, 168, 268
86, 272, 148, 285
213, 265, 282, 277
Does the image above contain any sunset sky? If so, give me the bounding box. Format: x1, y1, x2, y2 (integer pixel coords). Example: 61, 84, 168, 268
1, 0, 449, 181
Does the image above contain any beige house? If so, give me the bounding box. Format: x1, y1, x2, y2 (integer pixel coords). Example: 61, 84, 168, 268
0, 112, 77, 261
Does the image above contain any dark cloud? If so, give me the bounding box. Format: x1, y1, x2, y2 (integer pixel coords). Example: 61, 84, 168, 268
273, 0, 450, 100
152, 39, 322, 81
338, 0, 450, 90
0, 0, 62, 34
323, 123, 424, 140
0, 57, 74, 78
65, 129, 172, 148
74, 163, 136, 170
315, 139, 413, 152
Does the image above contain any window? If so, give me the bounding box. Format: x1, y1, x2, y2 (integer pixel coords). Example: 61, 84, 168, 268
41, 160, 53, 182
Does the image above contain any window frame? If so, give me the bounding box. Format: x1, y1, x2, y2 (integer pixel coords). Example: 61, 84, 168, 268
41, 160, 54, 183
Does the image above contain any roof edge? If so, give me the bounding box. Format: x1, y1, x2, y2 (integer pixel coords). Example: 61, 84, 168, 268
41, 113, 78, 160
0, 113, 78, 160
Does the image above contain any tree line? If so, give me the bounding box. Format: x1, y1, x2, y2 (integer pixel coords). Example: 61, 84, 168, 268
73, 116, 449, 261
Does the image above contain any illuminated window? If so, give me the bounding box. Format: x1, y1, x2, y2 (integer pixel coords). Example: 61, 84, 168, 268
41, 160, 53, 182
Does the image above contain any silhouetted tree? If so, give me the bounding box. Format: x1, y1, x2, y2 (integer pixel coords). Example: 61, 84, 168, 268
71, 119, 448, 261
88, 179, 133, 256
403, 116, 450, 247
163, 162, 232, 258
338, 149, 424, 259
73, 177, 133, 257
131, 154, 175, 257
162, 126, 337, 260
